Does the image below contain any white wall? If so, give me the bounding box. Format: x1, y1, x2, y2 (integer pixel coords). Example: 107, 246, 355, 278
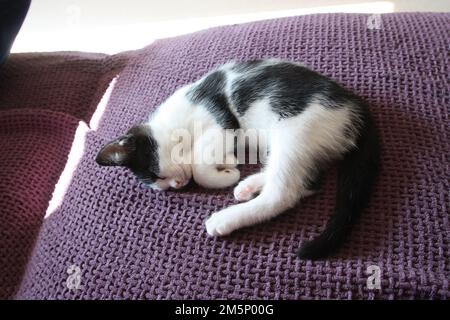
12, 0, 450, 54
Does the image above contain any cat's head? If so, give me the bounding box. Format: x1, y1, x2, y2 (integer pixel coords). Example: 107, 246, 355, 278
95, 124, 191, 190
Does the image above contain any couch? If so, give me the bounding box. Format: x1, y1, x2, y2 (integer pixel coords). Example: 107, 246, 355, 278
0, 13, 448, 299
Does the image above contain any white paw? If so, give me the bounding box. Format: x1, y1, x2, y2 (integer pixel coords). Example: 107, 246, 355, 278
205, 209, 237, 236
218, 167, 241, 187
233, 180, 261, 202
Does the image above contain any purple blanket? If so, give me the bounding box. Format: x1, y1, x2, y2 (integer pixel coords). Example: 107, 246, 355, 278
0, 52, 128, 298
6, 13, 450, 299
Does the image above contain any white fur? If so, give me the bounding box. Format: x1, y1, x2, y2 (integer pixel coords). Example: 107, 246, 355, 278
146, 86, 241, 190
144, 61, 359, 236
206, 101, 356, 236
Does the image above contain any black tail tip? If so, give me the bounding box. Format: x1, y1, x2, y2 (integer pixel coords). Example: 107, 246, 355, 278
296, 238, 337, 260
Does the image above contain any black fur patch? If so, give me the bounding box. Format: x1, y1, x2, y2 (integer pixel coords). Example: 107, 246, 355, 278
231, 61, 356, 118
96, 125, 160, 184
187, 71, 240, 129
125, 125, 160, 184
297, 109, 380, 260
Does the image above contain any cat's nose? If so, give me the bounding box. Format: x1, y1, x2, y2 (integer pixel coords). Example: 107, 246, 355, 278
174, 180, 182, 188
170, 179, 187, 189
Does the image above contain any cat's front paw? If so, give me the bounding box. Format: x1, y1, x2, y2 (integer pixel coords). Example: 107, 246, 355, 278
233, 173, 264, 201
233, 181, 260, 202
205, 209, 237, 236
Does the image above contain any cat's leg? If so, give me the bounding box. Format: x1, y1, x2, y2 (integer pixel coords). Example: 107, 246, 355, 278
233, 172, 266, 202
205, 123, 318, 236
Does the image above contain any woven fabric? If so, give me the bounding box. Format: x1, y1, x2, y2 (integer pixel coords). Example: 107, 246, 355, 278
0, 52, 128, 299
15, 13, 450, 299
0, 52, 129, 122
0, 109, 79, 298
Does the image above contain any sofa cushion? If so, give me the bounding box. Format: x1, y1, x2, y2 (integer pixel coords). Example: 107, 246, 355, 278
0, 109, 79, 298
0, 52, 129, 122
16, 13, 449, 299
0, 52, 130, 299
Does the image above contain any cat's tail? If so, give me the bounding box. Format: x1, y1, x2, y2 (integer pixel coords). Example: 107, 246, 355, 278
297, 109, 380, 260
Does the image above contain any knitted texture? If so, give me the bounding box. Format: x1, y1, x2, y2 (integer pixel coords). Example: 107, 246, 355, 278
0, 52, 130, 122
0, 109, 79, 298
0, 53, 128, 298
15, 13, 450, 299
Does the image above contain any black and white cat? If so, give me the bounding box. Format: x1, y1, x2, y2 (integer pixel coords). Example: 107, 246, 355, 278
96, 59, 380, 259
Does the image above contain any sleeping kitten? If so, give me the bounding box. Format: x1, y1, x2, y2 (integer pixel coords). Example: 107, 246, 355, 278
96, 59, 380, 259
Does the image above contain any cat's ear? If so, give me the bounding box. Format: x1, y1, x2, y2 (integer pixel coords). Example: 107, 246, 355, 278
95, 134, 136, 166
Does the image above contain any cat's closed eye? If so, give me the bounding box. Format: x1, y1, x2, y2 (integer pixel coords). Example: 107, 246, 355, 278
153, 174, 166, 180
